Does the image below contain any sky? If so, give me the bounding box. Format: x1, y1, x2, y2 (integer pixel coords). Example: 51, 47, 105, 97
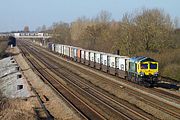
0, 0, 179, 32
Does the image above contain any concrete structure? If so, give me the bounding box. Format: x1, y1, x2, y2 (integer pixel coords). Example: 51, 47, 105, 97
0, 57, 32, 98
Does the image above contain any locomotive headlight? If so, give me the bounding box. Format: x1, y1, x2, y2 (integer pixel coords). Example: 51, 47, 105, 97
140, 72, 144, 76
154, 72, 158, 76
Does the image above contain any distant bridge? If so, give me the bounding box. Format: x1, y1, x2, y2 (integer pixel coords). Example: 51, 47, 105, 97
0, 32, 51, 39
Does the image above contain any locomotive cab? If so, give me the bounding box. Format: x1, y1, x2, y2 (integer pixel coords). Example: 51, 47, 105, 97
128, 56, 159, 86
139, 62, 158, 76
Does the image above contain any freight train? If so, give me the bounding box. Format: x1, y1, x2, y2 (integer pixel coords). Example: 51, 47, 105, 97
41, 42, 159, 87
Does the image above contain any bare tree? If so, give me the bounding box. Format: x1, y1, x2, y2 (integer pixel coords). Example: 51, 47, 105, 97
134, 8, 174, 51
51, 22, 71, 44
95, 10, 112, 23
24, 26, 29, 32
174, 17, 180, 28
70, 17, 92, 46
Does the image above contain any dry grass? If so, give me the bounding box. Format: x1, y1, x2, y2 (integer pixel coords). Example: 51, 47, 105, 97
0, 92, 9, 111
0, 91, 35, 120
0, 37, 9, 58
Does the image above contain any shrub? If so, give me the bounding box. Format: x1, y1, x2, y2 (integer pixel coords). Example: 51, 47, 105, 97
162, 64, 180, 81
0, 37, 9, 58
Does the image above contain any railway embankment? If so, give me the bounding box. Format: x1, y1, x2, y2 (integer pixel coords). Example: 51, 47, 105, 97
0, 38, 36, 119
0, 56, 32, 98
0, 55, 35, 119
6, 46, 82, 120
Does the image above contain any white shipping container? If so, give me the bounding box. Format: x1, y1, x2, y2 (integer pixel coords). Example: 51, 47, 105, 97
69, 46, 72, 57
108, 55, 116, 68
64, 46, 70, 56
58, 44, 62, 54
52, 44, 55, 51
67, 46, 70, 56
61, 45, 64, 55
90, 52, 95, 62
95, 52, 100, 63
117, 57, 129, 71
74, 48, 77, 57
85, 51, 89, 60
55, 44, 59, 53
38, 33, 43, 36
101, 54, 107, 65
81, 50, 85, 59
70, 47, 74, 58
14, 33, 20, 37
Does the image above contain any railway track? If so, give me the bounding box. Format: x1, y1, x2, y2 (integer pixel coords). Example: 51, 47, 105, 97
18, 40, 180, 119
124, 88, 180, 118
19, 45, 103, 120
18, 41, 155, 120
150, 88, 180, 104
40, 50, 180, 119
160, 76, 180, 85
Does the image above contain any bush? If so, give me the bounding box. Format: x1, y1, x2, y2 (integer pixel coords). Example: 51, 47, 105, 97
0, 37, 9, 58
162, 64, 180, 81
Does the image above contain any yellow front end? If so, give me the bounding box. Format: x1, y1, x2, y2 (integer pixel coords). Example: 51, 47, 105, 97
137, 62, 158, 76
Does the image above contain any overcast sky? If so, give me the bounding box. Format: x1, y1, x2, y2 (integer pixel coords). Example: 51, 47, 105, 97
0, 0, 179, 32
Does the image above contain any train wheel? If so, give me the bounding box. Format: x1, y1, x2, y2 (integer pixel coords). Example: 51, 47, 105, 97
127, 75, 132, 81
143, 82, 152, 88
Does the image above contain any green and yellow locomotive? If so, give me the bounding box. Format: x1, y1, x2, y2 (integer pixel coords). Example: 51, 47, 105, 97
128, 56, 159, 86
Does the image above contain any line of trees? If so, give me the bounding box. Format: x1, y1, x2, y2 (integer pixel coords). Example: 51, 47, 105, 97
38, 8, 179, 56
